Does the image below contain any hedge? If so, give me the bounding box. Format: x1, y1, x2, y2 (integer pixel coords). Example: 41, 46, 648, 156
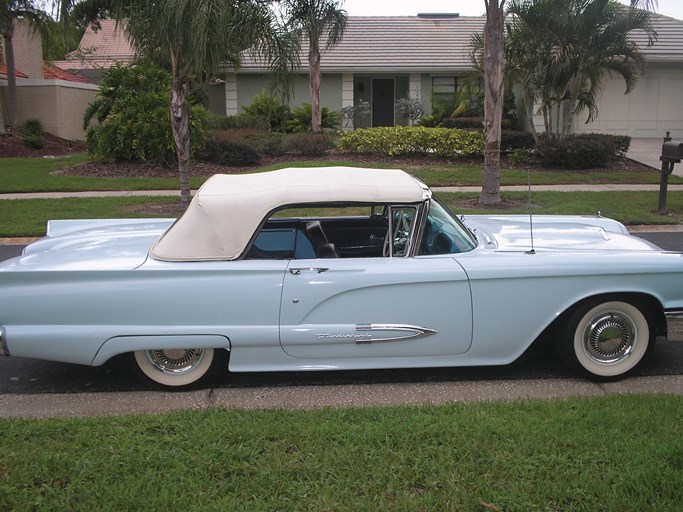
337, 126, 483, 158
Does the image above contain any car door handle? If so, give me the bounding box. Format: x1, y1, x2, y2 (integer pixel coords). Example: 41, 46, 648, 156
289, 267, 329, 275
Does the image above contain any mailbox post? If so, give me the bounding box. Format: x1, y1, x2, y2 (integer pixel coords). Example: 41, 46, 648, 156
657, 132, 683, 213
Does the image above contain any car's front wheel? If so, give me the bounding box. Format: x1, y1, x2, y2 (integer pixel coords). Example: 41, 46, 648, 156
557, 299, 655, 380
131, 348, 225, 389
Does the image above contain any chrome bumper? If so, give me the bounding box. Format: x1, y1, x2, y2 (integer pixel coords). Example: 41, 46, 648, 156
665, 311, 683, 342
0, 326, 8, 356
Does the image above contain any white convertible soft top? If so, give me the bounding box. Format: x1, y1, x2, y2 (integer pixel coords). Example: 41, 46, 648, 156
150, 166, 430, 261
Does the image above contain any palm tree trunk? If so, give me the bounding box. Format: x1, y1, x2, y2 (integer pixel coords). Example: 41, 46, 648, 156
0, 99, 5, 134
309, 44, 322, 134
523, 93, 539, 143
480, 1, 505, 205
542, 102, 551, 135
170, 74, 192, 204
560, 87, 575, 139
3, 23, 18, 129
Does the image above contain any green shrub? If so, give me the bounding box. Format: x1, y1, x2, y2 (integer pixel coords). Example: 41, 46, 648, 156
199, 139, 260, 166
285, 103, 340, 133
22, 134, 45, 149
211, 129, 288, 157
441, 117, 483, 130
338, 126, 483, 158
573, 133, 631, 157
287, 133, 332, 156
240, 91, 291, 132
501, 130, 535, 151
534, 134, 625, 169
84, 63, 207, 163
441, 117, 516, 130
395, 96, 424, 125
507, 148, 531, 166
416, 114, 440, 128
21, 119, 43, 136
206, 114, 269, 131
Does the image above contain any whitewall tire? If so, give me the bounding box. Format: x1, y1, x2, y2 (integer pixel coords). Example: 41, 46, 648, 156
558, 300, 654, 380
131, 348, 224, 389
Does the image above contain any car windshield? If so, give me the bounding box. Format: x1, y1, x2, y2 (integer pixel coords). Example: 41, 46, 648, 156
419, 199, 477, 255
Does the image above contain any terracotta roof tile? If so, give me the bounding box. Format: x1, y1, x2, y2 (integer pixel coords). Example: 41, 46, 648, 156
43, 64, 92, 83
0, 66, 28, 78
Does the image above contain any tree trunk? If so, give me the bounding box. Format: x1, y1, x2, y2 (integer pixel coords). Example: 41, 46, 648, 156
309, 41, 322, 134
170, 74, 192, 204
480, 1, 505, 205
523, 93, 539, 143
560, 82, 576, 139
542, 102, 551, 135
3, 22, 18, 129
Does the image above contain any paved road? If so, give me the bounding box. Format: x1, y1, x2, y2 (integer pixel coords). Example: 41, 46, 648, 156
1, 232, 682, 398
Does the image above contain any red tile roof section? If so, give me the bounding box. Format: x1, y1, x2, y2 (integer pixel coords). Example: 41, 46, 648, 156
0, 66, 28, 78
43, 64, 92, 83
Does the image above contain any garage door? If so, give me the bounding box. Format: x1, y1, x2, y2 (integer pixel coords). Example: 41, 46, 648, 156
573, 66, 683, 139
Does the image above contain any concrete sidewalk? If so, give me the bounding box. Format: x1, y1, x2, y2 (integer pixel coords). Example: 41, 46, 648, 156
2, 375, 682, 419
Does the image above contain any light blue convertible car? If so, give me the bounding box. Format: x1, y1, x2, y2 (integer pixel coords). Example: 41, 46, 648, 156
2, 167, 683, 389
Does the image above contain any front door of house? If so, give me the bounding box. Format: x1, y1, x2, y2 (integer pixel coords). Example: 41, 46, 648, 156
372, 78, 395, 127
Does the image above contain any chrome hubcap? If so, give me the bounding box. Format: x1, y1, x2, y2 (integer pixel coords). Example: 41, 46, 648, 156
584, 312, 636, 364
145, 349, 205, 375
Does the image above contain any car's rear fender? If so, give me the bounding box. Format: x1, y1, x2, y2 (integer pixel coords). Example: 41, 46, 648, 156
92, 334, 231, 366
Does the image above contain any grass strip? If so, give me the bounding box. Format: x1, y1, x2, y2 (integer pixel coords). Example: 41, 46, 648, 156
1, 155, 680, 193
0, 196, 180, 237
1, 395, 682, 511
438, 190, 683, 226
0, 155, 204, 193
3, 191, 683, 237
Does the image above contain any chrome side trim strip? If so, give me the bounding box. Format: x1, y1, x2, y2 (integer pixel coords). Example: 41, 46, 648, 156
0, 326, 9, 356
354, 324, 438, 344
665, 311, 683, 342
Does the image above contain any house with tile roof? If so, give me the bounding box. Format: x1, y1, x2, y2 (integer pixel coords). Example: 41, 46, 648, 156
1, 19, 99, 139
29, 12, 683, 139
231, 14, 486, 129
53, 19, 134, 84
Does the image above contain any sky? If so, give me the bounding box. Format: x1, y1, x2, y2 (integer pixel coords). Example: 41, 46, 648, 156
341, 0, 683, 21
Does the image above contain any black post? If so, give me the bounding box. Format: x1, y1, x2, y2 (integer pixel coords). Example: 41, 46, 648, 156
657, 132, 674, 214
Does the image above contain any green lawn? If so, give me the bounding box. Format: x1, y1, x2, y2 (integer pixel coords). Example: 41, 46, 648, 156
439, 190, 683, 226
3, 191, 683, 237
1, 154, 681, 193
2, 155, 683, 236
0, 154, 205, 192
0, 196, 179, 237
1, 395, 681, 511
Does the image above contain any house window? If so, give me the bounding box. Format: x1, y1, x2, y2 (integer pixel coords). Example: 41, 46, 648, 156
432, 77, 457, 104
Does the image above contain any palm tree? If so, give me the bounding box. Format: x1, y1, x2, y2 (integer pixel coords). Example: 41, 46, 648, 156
477, 0, 658, 203
281, 0, 347, 134
1, 0, 48, 130
480, 0, 506, 205
504, 0, 560, 140
557, 0, 654, 137
506, 0, 654, 139
77, 0, 299, 203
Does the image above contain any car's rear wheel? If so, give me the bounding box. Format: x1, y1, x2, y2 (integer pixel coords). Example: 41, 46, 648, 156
557, 299, 654, 380
131, 348, 225, 389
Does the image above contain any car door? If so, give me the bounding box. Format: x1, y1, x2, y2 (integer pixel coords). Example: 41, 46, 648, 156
279, 255, 472, 360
